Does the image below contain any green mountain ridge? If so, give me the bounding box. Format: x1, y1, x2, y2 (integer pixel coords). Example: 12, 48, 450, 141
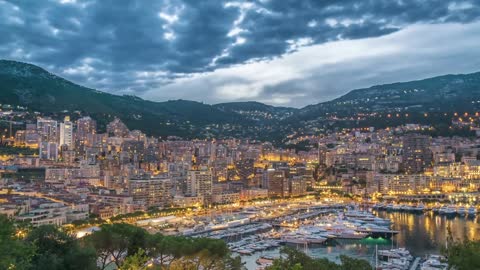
0, 60, 250, 137
298, 71, 480, 120
1, 59, 480, 140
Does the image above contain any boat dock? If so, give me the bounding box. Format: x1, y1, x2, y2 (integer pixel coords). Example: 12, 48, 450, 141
409, 257, 421, 270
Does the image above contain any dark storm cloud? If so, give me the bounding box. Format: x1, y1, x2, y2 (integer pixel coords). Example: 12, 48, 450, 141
0, 0, 238, 92
0, 0, 479, 102
222, 0, 480, 65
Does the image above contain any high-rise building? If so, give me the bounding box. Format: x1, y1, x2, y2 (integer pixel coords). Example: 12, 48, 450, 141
374, 173, 430, 194
59, 116, 73, 149
37, 118, 58, 143
128, 176, 172, 207
403, 134, 432, 173
289, 176, 307, 196
318, 144, 328, 166
264, 169, 288, 197
107, 118, 129, 137
121, 140, 145, 162
39, 142, 58, 160
76, 116, 96, 140
21, 124, 40, 148
186, 169, 213, 205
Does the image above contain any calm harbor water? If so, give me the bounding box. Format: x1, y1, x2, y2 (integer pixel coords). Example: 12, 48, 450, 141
241, 211, 480, 269
375, 211, 480, 256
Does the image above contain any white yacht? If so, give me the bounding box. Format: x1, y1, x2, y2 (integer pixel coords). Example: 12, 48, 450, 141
412, 204, 426, 213
468, 206, 477, 216
420, 255, 448, 270
457, 206, 467, 216
443, 206, 457, 216
439, 205, 456, 216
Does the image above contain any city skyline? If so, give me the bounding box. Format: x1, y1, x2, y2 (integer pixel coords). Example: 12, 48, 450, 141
2, 1, 480, 269
2, 110, 480, 270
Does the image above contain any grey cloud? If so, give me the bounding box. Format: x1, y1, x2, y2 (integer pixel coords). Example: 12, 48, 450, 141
221, 0, 480, 66
0, 0, 479, 105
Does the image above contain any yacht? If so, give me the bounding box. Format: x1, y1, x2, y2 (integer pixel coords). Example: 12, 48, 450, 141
280, 226, 328, 245
344, 210, 372, 219
456, 206, 467, 216
305, 235, 328, 244
378, 261, 408, 270
389, 258, 410, 270
281, 236, 308, 245
256, 255, 275, 266
378, 248, 413, 261
356, 224, 399, 239
373, 203, 385, 210
468, 206, 478, 216
335, 229, 368, 240
393, 204, 403, 211
344, 211, 391, 226
440, 206, 457, 216
420, 255, 448, 270
237, 249, 254, 255
377, 248, 413, 270
412, 204, 426, 213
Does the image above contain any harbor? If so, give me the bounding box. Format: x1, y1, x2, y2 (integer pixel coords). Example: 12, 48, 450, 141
129, 200, 480, 269
223, 206, 399, 257
235, 204, 479, 270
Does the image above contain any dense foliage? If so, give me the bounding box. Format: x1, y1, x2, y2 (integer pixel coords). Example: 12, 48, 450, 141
0, 216, 243, 270
0, 145, 37, 156
0, 215, 34, 270
25, 225, 97, 270
443, 231, 480, 270
266, 247, 372, 270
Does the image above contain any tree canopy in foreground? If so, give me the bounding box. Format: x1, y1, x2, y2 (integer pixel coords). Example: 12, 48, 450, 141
266, 247, 371, 270
443, 230, 480, 270
0, 216, 243, 270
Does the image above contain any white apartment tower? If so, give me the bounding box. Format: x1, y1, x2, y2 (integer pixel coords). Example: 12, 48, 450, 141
186, 169, 213, 205
60, 116, 73, 149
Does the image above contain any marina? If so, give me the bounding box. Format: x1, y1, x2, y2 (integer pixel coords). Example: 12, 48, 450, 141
231, 204, 479, 269
186, 204, 400, 257
129, 201, 479, 269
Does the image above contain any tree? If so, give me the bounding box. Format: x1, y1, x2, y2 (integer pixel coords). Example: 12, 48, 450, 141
443, 231, 480, 270
339, 255, 371, 270
119, 249, 149, 270
267, 247, 371, 270
224, 255, 244, 270
0, 215, 34, 270
87, 223, 148, 269
145, 233, 170, 266
144, 233, 243, 270
1, 217, 243, 270
25, 225, 96, 270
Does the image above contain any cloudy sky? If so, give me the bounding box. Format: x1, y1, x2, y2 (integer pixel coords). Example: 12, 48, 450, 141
1, 0, 480, 107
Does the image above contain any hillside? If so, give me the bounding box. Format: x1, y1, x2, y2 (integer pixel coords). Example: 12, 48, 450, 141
297, 72, 480, 120
0, 60, 249, 137
1, 59, 480, 141
214, 101, 297, 121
